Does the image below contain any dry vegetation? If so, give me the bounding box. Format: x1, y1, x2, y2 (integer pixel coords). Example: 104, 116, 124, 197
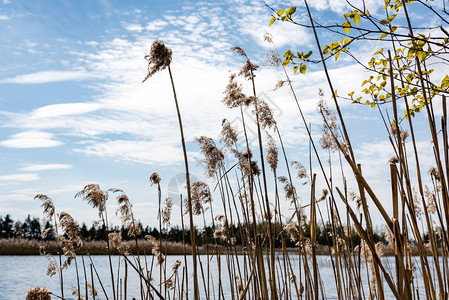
25, 1, 449, 299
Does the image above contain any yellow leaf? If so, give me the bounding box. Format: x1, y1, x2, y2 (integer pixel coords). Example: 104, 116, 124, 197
342, 21, 351, 34
354, 14, 360, 26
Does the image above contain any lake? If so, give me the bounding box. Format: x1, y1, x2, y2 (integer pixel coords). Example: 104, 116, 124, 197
0, 254, 441, 299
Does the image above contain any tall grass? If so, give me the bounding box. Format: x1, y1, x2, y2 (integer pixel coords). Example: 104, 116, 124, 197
26, 12, 449, 299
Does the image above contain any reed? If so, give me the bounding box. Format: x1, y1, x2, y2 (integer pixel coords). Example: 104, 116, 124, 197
26, 2, 449, 298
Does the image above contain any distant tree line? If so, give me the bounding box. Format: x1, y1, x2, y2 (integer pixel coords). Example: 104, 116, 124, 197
0, 214, 397, 248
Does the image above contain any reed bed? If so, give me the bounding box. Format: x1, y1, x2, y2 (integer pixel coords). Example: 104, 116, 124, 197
0, 239, 199, 256
26, 1, 449, 299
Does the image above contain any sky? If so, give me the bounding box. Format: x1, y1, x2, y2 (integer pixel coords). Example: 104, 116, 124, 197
0, 0, 447, 228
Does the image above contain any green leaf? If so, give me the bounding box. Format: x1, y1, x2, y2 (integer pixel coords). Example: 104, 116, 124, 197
269, 17, 276, 26
300, 64, 307, 74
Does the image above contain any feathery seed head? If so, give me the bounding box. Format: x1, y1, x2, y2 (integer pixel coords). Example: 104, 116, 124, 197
388, 156, 399, 164
263, 32, 273, 43
172, 260, 182, 272
128, 222, 142, 237
88, 284, 97, 297
195, 136, 225, 177
75, 184, 107, 213
239, 60, 259, 80
291, 161, 307, 179
35, 194, 55, 221
273, 80, 290, 91
143, 40, 172, 82
109, 231, 129, 254
283, 222, 299, 241
223, 74, 251, 108
230, 46, 247, 57
220, 119, 238, 148
46, 260, 57, 277
266, 133, 278, 172
428, 166, 440, 181
162, 197, 173, 226
253, 99, 276, 129
278, 176, 296, 203
149, 172, 161, 185
318, 98, 340, 151
26, 287, 51, 300
265, 51, 281, 68
190, 181, 212, 215
230, 46, 259, 80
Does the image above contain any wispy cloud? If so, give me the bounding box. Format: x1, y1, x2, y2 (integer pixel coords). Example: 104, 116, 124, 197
0, 0, 377, 166
0, 173, 39, 182
0, 15, 10, 20
19, 164, 73, 172
0, 131, 64, 148
30, 103, 102, 119
1, 69, 93, 84
75, 140, 186, 165
124, 23, 144, 32
145, 20, 168, 31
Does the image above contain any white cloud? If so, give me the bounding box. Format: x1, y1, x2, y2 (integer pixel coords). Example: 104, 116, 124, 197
0, 173, 39, 182
124, 23, 143, 32
30, 103, 102, 119
0, 1, 375, 165
75, 140, 185, 165
1, 69, 93, 84
145, 20, 168, 31
238, 3, 311, 48
305, 0, 383, 14
85, 41, 99, 47
19, 164, 72, 172
0, 15, 10, 20
0, 131, 63, 148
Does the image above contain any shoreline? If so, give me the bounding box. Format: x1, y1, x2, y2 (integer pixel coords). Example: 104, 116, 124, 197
0, 238, 438, 256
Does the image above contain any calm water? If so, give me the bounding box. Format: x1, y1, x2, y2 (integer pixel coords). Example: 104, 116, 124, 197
0, 254, 441, 299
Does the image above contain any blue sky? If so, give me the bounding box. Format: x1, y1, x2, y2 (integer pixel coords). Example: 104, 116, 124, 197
0, 0, 446, 227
